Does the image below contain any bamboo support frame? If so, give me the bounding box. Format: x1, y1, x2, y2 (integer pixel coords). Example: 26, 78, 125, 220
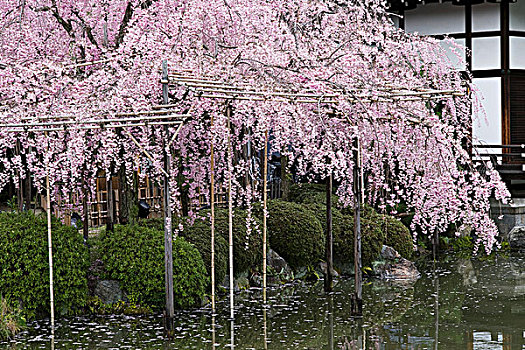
46, 153, 55, 332
351, 136, 363, 317
168, 72, 465, 106
262, 130, 268, 303
210, 114, 216, 312
161, 60, 175, 332
226, 105, 234, 320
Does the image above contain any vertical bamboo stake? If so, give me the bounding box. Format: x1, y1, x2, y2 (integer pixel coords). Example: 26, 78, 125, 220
45, 133, 55, 332
226, 105, 234, 320
351, 135, 362, 317
210, 114, 216, 312
324, 173, 333, 292
162, 60, 175, 330
106, 171, 114, 232
262, 130, 268, 303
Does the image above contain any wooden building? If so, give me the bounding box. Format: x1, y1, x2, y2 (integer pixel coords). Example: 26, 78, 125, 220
388, 0, 525, 196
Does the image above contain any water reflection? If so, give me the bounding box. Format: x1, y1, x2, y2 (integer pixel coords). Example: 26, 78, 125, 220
2, 254, 525, 349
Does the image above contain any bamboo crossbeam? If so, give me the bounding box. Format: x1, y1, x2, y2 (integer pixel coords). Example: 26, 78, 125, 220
2, 114, 189, 128
63, 58, 115, 69
169, 71, 465, 103
1, 120, 184, 133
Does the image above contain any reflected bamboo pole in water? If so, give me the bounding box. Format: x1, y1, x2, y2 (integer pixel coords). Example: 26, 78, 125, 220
226, 105, 234, 320
230, 319, 235, 349
262, 130, 268, 303
328, 294, 334, 350
212, 315, 217, 350
433, 261, 439, 350
210, 114, 216, 312
263, 307, 268, 350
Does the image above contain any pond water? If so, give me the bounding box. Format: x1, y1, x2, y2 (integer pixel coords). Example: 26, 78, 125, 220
2, 254, 525, 349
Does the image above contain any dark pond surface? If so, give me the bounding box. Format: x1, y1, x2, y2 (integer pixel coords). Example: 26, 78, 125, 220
2, 254, 524, 349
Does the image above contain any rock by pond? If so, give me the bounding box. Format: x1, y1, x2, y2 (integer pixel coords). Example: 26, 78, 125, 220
508, 225, 525, 251
372, 245, 420, 282
94, 280, 127, 305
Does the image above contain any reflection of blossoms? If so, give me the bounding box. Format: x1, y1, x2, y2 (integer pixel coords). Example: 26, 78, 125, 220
0, 0, 509, 251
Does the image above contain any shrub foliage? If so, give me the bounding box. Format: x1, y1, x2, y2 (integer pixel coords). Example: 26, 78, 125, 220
0, 211, 88, 317
180, 218, 229, 286
100, 225, 207, 309
266, 200, 325, 269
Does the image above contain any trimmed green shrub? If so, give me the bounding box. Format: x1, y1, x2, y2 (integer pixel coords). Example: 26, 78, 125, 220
137, 217, 165, 232
180, 218, 229, 286
100, 225, 207, 309
0, 297, 25, 340
194, 208, 262, 276
382, 215, 413, 259
0, 211, 88, 317
289, 183, 339, 207
333, 213, 386, 268
265, 200, 325, 269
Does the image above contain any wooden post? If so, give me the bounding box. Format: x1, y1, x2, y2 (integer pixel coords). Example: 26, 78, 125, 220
324, 173, 334, 292
162, 60, 175, 331
226, 105, 234, 319
106, 171, 114, 232
81, 164, 89, 243
45, 133, 55, 332
433, 261, 439, 350
262, 130, 268, 303
210, 114, 216, 312
433, 229, 439, 261
351, 136, 362, 317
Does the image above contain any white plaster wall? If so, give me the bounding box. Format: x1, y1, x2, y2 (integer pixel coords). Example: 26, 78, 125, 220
510, 0, 525, 31
472, 3, 500, 32
510, 37, 525, 69
472, 37, 501, 70
405, 3, 465, 35
472, 77, 502, 146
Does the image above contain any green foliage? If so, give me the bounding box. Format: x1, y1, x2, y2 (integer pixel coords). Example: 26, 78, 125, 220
289, 183, 339, 207
99, 225, 207, 309
0, 211, 88, 318
382, 215, 413, 259
265, 200, 325, 269
180, 218, 229, 286
137, 217, 165, 232
0, 297, 25, 340
86, 293, 152, 315
195, 208, 262, 276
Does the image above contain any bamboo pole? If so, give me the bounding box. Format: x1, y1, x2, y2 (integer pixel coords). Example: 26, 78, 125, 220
324, 173, 334, 292
351, 135, 363, 317
226, 105, 234, 320
210, 114, 216, 312
162, 60, 175, 333
45, 132, 55, 332
262, 130, 268, 303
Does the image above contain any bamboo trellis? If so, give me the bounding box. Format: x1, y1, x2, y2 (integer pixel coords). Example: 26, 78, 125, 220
162, 67, 467, 318
0, 110, 189, 331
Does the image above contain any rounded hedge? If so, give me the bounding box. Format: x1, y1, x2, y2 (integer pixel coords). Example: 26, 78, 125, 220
194, 208, 262, 276
100, 225, 207, 309
180, 218, 229, 287
0, 211, 88, 317
333, 213, 386, 268
266, 200, 325, 269
289, 183, 339, 207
